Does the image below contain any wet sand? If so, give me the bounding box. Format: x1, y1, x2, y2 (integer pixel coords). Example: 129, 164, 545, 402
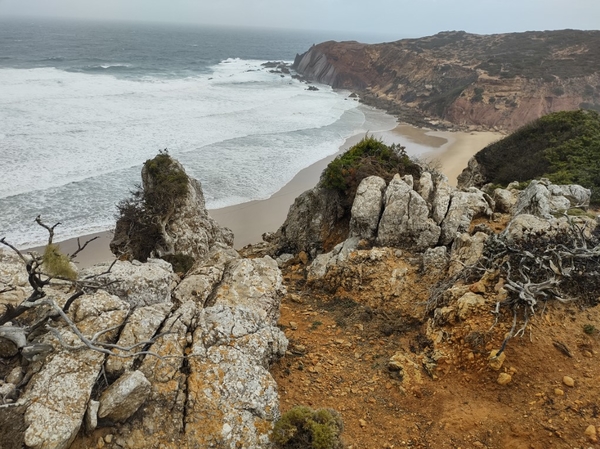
27, 124, 502, 268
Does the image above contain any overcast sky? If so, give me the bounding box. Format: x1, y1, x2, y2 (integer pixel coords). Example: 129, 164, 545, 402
0, 0, 599, 39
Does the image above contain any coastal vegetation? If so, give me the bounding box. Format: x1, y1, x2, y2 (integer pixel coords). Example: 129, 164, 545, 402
321, 135, 419, 204
473, 110, 600, 203
115, 151, 191, 263
272, 406, 344, 449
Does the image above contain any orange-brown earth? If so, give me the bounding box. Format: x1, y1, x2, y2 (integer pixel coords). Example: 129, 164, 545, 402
270, 215, 600, 449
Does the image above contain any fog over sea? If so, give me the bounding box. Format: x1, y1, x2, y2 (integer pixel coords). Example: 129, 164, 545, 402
0, 19, 402, 247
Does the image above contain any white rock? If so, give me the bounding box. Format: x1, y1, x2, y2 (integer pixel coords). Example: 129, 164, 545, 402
98, 371, 151, 422
349, 176, 386, 240
81, 259, 174, 308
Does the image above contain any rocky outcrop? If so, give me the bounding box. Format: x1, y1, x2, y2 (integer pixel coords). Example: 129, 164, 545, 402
293, 31, 600, 131
111, 156, 233, 264
376, 175, 441, 250
274, 186, 345, 257
0, 157, 288, 449
513, 179, 591, 218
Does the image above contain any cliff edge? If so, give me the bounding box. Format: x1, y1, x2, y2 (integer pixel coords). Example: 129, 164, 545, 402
293, 30, 600, 131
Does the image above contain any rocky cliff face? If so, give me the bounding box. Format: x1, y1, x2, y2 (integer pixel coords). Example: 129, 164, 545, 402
293, 30, 600, 131
0, 163, 285, 449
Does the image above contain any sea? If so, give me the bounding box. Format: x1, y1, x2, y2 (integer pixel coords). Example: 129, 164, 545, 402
0, 18, 406, 248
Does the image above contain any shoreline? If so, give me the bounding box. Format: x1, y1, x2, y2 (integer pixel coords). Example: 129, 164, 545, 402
26, 124, 502, 268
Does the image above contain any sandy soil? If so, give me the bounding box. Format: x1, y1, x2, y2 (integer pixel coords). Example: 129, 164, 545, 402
28, 124, 501, 268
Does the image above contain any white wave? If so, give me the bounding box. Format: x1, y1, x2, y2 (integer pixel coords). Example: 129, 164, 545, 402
0, 60, 397, 247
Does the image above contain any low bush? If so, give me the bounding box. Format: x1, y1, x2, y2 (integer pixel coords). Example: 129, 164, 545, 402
43, 244, 77, 280
321, 135, 420, 206
272, 406, 344, 449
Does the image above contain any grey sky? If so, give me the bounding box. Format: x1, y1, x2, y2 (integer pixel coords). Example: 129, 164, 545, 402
0, 0, 598, 38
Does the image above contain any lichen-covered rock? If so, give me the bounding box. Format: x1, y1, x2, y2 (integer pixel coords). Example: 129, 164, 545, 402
422, 246, 449, 275
81, 258, 174, 308
0, 250, 33, 308
98, 370, 151, 422
349, 176, 386, 240
184, 255, 287, 449
23, 293, 128, 449
105, 302, 173, 377
172, 243, 240, 306
377, 175, 441, 250
439, 188, 493, 245
137, 300, 197, 440
210, 256, 286, 325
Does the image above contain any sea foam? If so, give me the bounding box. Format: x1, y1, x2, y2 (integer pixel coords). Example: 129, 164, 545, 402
0, 59, 395, 247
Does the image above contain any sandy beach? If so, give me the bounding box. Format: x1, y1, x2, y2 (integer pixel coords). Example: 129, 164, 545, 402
28, 124, 502, 268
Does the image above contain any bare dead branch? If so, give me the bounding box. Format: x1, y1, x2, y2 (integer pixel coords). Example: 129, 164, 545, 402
69, 236, 99, 261
34, 216, 60, 246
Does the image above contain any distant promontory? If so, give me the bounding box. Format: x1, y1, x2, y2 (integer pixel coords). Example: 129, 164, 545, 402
293, 30, 600, 131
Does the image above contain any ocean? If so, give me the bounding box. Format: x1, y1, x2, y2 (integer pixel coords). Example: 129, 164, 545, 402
0, 19, 401, 247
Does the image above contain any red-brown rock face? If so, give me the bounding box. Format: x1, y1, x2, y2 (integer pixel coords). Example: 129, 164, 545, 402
293, 31, 600, 131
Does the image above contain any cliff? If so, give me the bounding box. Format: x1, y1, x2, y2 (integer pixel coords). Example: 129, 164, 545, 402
293, 30, 600, 131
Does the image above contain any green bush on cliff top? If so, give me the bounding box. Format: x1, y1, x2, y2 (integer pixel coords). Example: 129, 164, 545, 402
321, 135, 419, 202
474, 109, 600, 203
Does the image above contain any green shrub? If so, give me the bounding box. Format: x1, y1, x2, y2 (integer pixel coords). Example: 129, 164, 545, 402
473, 110, 600, 204
272, 406, 343, 449
321, 135, 419, 204
471, 87, 484, 103
43, 244, 77, 280
583, 324, 596, 335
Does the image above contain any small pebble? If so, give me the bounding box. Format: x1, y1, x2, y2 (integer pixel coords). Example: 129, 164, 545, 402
554, 388, 564, 396
359, 418, 367, 428
289, 321, 298, 330
563, 376, 575, 387
585, 424, 597, 442
497, 373, 512, 385
488, 350, 506, 371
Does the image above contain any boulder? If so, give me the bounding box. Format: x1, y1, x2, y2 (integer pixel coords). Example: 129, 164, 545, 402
307, 237, 360, 280
431, 175, 455, 225
98, 370, 151, 422
417, 171, 434, 205
439, 188, 494, 245
448, 232, 489, 277
377, 175, 441, 250
492, 188, 518, 213
349, 176, 387, 240
457, 156, 487, 189
513, 179, 591, 218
